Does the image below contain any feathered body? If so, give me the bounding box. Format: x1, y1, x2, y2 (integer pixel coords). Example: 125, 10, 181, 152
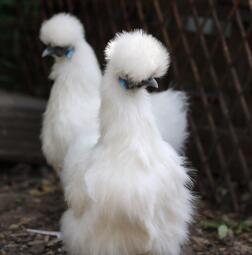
40, 14, 102, 173
40, 14, 188, 175
61, 30, 193, 255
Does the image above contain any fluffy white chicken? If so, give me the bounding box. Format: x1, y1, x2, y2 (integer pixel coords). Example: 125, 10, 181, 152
61, 30, 194, 255
40, 13, 188, 175
40, 13, 102, 173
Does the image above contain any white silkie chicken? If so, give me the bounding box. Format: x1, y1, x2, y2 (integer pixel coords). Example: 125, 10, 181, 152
61, 30, 194, 255
40, 13, 102, 173
40, 13, 188, 176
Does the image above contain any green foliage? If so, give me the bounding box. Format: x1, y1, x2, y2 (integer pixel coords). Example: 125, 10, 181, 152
200, 219, 220, 229
218, 224, 229, 239
200, 216, 252, 240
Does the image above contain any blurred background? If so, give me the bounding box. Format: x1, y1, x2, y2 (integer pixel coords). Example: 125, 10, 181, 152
0, 0, 252, 254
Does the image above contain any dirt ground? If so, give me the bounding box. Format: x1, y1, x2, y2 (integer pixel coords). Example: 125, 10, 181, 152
0, 164, 251, 255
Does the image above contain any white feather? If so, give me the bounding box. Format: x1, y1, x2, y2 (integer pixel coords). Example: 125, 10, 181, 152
151, 89, 188, 154
40, 13, 102, 173
61, 30, 194, 255
40, 13, 85, 47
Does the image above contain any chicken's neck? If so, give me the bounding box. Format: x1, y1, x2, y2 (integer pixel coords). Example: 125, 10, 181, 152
99, 71, 161, 147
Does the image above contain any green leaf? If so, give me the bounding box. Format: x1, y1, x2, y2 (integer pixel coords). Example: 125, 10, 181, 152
218, 224, 228, 239
200, 219, 220, 229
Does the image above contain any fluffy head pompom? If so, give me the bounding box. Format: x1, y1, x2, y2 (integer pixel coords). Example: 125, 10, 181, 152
105, 30, 170, 82
40, 13, 84, 47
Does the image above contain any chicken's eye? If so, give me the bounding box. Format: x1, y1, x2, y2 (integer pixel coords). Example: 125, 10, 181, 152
65, 47, 75, 59
119, 78, 128, 89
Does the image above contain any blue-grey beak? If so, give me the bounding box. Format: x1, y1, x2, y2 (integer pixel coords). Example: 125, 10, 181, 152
144, 78, 158, 88
42, 47, 52, 57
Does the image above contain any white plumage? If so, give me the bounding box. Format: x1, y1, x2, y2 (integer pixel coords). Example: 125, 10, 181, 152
151, 90, 188, 154
40, 13, 188, 175
40, 13, 102, 173
61, 30, 194, 255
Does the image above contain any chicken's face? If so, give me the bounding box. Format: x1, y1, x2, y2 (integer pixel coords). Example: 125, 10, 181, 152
118, 76, 158, 90
42, 44, 75, 59
40, 13, 84, 60
105, 29, 170, 92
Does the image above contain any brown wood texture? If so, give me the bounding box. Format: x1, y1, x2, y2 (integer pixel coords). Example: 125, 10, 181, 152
0, 90, 46, 164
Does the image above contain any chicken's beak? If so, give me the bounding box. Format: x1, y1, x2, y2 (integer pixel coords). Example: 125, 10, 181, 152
144, 78, 158, 89
42, 47, 53, 57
